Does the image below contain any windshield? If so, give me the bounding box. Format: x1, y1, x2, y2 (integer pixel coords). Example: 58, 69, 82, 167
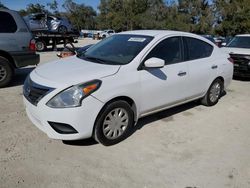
79, 34, 153, 65
226, 36, 250, 48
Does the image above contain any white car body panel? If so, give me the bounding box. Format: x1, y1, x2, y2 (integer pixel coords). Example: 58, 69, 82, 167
34, 56, 120, 86
23, 30, 233, 140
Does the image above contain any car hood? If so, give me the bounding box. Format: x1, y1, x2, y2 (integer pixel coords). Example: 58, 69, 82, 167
33, 56, 120, 86
222, 47, 250, 55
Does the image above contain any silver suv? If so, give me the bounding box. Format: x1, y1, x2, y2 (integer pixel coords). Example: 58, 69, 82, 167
0, 9, 39, 87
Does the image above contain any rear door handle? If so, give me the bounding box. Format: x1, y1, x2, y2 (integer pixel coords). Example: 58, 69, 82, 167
178, 71, 187, 76
211, 65, 218, 69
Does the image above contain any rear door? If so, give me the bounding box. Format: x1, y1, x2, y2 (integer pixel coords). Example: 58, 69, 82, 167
139, 36, 189, 114
183, 37, 216, 99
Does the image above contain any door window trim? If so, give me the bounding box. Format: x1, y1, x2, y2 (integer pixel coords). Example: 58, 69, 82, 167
138, 36, 185, 71
183, 36, 214, 61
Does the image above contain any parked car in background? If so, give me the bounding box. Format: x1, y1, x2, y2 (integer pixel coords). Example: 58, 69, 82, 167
201, 35, 216, 44
214, 37, 224, 47
99, 29, 115, 39
0, 9, 39, 87
24, 13, 74, 34
222, 34, 250, 77
23, 30, 233, 145
221, 36, 233, 47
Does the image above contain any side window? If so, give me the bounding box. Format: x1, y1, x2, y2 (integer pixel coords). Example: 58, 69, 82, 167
145, 37, 182, 65
184, 37, 213, 61
0, 11, 17, 33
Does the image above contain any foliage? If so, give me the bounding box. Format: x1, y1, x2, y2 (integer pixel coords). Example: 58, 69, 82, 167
62, 0, 96, 30
19, 3, 49, 16
0, 0, 248, 36
214, 0, 250, 36
0, 1, 8, 9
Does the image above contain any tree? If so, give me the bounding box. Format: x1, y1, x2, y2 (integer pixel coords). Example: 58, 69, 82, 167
0, 1, 8, 9
19, 3, 49, 16
214, 0, 250, 36
63, 0, 97, 30
47, 0, 59, 16
97, 0, 167, 31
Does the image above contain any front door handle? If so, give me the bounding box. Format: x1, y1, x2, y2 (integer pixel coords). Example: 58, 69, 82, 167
211, 65, 218, 69
178, 71, 187, 76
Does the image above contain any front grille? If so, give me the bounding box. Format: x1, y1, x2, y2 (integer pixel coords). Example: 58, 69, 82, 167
23, 76, 54, 106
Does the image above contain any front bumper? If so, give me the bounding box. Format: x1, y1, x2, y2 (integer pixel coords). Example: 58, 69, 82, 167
23, 94, 104, 140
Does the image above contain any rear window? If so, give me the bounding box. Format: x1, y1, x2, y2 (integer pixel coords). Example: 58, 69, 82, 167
0, 11, 17, 33
184, 37, 213, 61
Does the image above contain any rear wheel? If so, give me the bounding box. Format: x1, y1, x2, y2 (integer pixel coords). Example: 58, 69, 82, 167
94, 101, 134, 146
0, 57, 14, 88
35, 40, 46, 51
58, 26, 67, 34
201, 78, 223, 106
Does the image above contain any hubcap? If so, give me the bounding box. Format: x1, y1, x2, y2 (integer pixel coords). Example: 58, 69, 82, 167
209, 82, 221, 103
0, 65, 7, 82
102, 108, 129, 140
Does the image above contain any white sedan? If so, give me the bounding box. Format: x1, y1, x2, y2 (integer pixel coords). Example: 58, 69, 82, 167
23, 30, 233, 146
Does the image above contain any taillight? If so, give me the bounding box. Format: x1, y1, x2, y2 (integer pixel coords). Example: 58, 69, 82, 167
228, 57, 234, 64
29, 39, 36, 51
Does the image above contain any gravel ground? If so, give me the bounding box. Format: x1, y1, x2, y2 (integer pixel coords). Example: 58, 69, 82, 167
0, 38, 250, 188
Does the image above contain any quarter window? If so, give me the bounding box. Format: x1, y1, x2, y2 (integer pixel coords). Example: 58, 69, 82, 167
184, 37, 213, 60
145, 37, 182, 65
0, 11, 17, 33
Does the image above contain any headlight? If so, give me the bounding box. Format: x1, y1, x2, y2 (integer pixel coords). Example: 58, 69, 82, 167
46, 80, 101, 108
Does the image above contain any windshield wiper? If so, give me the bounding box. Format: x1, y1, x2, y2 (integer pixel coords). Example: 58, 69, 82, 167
83, 56, 108, 64
81, 55, 122, 65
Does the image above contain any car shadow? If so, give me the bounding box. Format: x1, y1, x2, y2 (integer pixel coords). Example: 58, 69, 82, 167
8, 67, 35, 87
132, 101, 199, 132
62, 101, 201, 147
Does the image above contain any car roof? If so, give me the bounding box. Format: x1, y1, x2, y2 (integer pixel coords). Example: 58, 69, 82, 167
120, 30, 200, 38
236, 34, 250, 37
119, 30, 216, 47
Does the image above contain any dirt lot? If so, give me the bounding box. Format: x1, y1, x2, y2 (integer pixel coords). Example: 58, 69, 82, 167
0, 38, 250, 188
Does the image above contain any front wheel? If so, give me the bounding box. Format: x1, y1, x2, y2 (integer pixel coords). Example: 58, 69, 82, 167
94, 101, 134, 146
0, 57, 13, 88
201, 78, 223, 106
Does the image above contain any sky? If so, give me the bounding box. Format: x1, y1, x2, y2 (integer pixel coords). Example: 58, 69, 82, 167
1, 0, 100, 11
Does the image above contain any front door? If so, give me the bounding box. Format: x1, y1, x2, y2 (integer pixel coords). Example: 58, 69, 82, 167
139, 37, 189, 115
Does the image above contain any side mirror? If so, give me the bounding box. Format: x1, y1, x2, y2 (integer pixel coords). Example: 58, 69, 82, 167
144, 57, 165, 68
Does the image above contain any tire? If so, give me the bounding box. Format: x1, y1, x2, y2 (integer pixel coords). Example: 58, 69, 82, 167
58, 26, 67, 34
102, 35, 106, 39
201, 78, 223, 106
35, 41, 46, 51
94, 101, 134, 146
0, 57, 14, 88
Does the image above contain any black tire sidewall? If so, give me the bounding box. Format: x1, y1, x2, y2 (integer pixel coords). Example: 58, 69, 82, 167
58, 26, 67, 34
94, 101, 134, 146
0, 57, 13, 87
35, 41, 46, 51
